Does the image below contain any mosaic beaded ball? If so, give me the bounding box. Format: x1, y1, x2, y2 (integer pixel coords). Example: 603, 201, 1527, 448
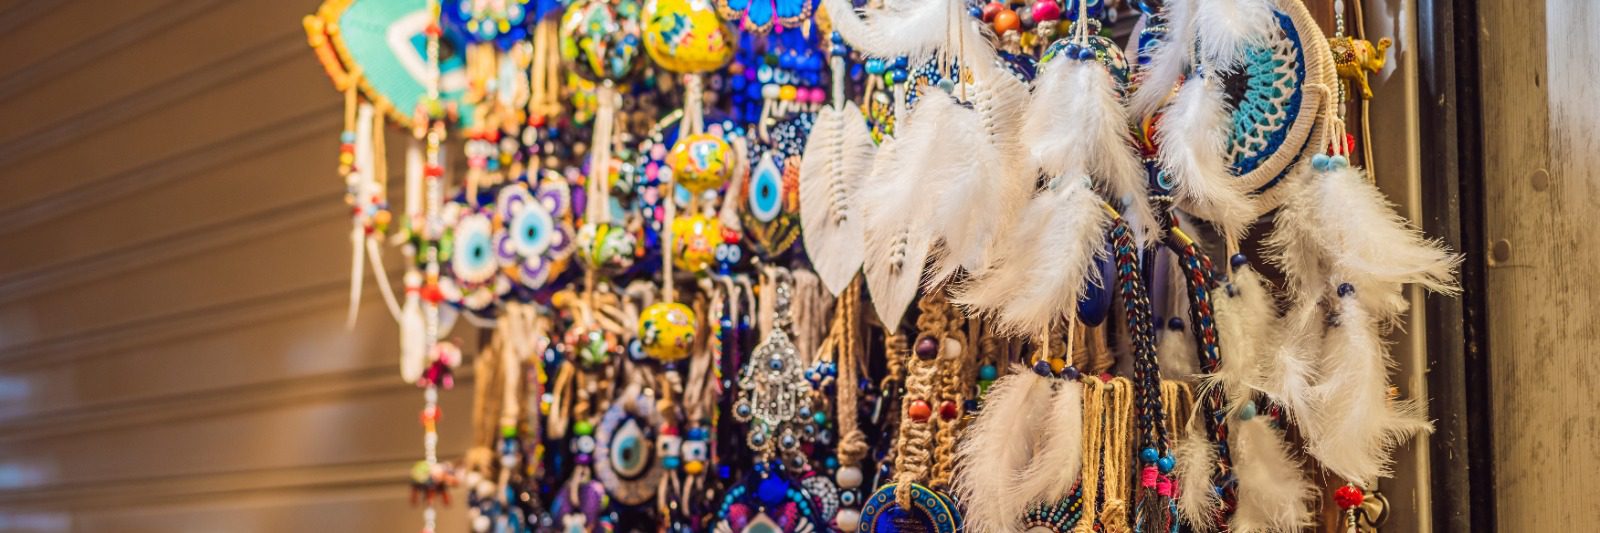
638, 302, 697, 361
576, 222, 638, 274
665, 133, 735, 194
560, 0, 645, 83
641, 0, 735, 74
672, 214, 724, 274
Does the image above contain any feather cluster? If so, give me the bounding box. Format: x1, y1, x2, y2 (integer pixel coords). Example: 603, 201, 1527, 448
799, 101, 876, 295
952, 178, 1110, 336
1022, 56, 1158, 246
1130, 0, 1198, 117
860, 98, 939, 329
1193, 0, 1277, 72
1229, 417, 1315, 532
954, 370, 1084, 533
1203, 264, 1276, 415
822, 0, 955, 61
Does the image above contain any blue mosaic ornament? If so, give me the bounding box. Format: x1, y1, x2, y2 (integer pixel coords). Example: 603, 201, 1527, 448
857, 483, 962, 533
713, 471, 828, 533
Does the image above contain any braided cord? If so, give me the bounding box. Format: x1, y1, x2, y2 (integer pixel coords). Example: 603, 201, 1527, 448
1174, 237, 1238, 521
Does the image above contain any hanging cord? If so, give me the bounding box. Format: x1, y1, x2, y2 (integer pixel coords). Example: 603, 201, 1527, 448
1075, 377, 1106, 533
831, 279, 871, 465
1100, 377, 1137, 531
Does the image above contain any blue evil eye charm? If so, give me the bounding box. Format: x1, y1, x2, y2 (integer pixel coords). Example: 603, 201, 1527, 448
452, 213, 497, 285
510, 207, 554, 256
609, 419, 650, 478
748, 153, 783, 222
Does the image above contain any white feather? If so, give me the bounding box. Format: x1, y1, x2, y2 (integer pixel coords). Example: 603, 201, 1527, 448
1303, 293, 1433, 484
1173, 416, 1222, 532
1261, 166, 1331, 309
1130, 0, 1198, 118
1229, 417, 1315, 533
1194, 0, 1277, 73
922, 77, 1035, 284
1023, 57, 1159, 246
822, 0, 953, 61
1017, 379, 1086, 502
951, 178, 1110, 336
860, 102, 940, 329
1202, 264, 1276, 415
955, 369, 1055, 533
1259, 297, 1323, 425
1155, 77, 1257, 241
800, 103, 876, 295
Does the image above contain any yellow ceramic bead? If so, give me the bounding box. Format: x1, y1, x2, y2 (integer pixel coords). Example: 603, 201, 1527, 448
779, 85, 797, 101
666, 133, 734, 194
671, 215, 724, 273
641, 0, 735, 74
638, 302, 697, 361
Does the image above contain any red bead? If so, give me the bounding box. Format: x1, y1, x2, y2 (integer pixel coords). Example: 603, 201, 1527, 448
981, 2, 1003, 21
938, 401, 959, 421
1031, 0, 1061, 21
1333, 485, 1364, 509
908, 400, 932, 422
1345, 133, 1358, 153
424, 165, 444, 178
420, 405, 440, 424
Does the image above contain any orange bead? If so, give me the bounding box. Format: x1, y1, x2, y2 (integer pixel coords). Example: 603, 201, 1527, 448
908, 400, 932, 422
992, 9, 1021, 35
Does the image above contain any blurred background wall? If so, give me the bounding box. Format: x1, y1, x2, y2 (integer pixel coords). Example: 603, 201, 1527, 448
0, 2, 470, 530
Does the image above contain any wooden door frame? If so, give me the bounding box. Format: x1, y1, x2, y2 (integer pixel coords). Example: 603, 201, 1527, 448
1416, 0, 1495, 530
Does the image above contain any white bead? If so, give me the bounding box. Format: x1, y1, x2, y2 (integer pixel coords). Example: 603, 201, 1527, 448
835, 509, 862, 531
472, 514, 492, 532
835, 467, 863, 489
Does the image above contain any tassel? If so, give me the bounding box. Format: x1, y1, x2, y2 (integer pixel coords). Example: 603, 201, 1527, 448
1229, 417, 1315, 533
799, 54, 876, 295
1173, 415, 1222, 532
954, 369, 1066, 533
1303, 292, 1432, 484
951, 178, 1110, 336
1022, 56, 1158, 246
1203, 264, 1275, 416
1099, 378, 1137, 532
1154, 76, 1257, 241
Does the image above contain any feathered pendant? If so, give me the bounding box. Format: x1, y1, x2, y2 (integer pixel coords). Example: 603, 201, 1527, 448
1229, 416, 1315, 533
821, 0, 956, 62
1193, 0, 1277, 72
799, 53, 876, 296
1267, 161, 1461, 322
1154, 74, 1257, 241
861, 86, 936, 329
951, 177, 1111, 336
1303, 289, 1433, 484
955, 368, 1084, 533
1205, 263, 1276, 415
1022, 46, 1159, 247
919, 81, 1034, 285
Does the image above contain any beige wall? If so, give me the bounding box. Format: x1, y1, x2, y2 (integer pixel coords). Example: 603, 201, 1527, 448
0, 1, 471, 531
1480, 1, 1600, 529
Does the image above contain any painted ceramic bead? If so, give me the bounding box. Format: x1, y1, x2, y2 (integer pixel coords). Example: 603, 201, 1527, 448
666, 133, 734, 194
559, 0, 644, 83
642, 0, 734, 74
639, 302, 697, 361
576, 222, 637, 274
672, 214, 725, 273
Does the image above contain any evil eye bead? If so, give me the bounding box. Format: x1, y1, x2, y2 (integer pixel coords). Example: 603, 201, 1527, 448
509, 206, 555, 257
638, 302, 697, 361
452, 213, 497, 285
666, 133, 734, 194
682, 441, 709, 462
747, 153, 783, 222
658, 434, 682, 459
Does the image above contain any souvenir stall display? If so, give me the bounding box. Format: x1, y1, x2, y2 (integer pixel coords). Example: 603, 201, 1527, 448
305, 0, 1454, 530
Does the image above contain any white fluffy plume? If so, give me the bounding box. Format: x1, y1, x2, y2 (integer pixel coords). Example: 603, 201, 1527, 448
1229, 417, 1315, 533
1258, 298, 1323, 425
923, 72, 1035, 283
1312, 165, 1459, 316
822, 0, 954, 61
1302, 293, 1433, 484
1173, 417, 1222, 532
1155, 77, 1257, 241
1194, 0, 1277, 73
800, 101, 876, 295
1130, 0, 1198, 118
1022, 57, 1158, 246
1157, 253, 1200, 381
955, 372, 1083, 533
1202, 264, 1276, 415
951, 178, 1110, 336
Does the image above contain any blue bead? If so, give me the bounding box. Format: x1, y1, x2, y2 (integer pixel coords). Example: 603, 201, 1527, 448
979, 365, 998, 380
825, 457, 839, 469
1032, 360, 1054, 377
1338, 283, 1356, 297
1157, 455, 1176, 473
1331, 154, 1350, 168
1168, 317, 1185, 331
1141, 447, 1159, 463
688, 427, 709, 440
831, 32, 844, 44
969, 5, 982, 17
891, 69, 909, 83
1230, 253, 1248, 269
1237, 401, 1257, 421
340, 132, 356, 143
663, 456, 682, 470
1064, 43, 1081, 58
1311, 153, 1331, 171
893, 56, 909, 68
1061, 366, 1081, 380
865, 59, 885, 75
1076, 47, 1096, 61
758, 476, 788, 505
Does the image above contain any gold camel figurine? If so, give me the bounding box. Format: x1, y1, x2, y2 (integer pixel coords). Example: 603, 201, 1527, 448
1330, 36, 1392, 100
